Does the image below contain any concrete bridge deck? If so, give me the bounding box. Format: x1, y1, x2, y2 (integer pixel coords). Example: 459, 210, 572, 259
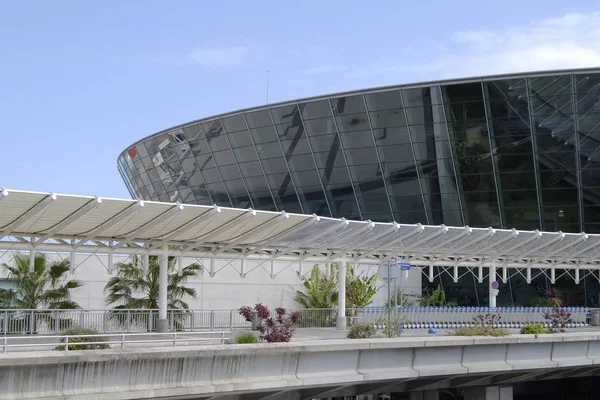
2, 332, 600, 400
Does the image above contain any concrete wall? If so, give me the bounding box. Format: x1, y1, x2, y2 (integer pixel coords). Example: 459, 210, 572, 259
0, 333, 598, 400
0, 251, 422, 310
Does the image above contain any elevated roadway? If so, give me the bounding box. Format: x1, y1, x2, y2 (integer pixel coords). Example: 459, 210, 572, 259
2, 333, 600, 400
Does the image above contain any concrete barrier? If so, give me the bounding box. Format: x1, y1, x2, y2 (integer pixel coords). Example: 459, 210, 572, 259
0, 333, 599, 400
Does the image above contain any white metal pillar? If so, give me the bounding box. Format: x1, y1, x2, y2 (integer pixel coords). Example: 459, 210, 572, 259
337, 256, 347, 330
489, 261, 497, 308
29, 250, 35, 272
157, 244, 169, 333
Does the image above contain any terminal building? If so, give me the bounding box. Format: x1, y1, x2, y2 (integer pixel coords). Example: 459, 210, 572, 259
118, 68, 600, 308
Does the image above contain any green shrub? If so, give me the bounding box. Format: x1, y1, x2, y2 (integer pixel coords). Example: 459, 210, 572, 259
233, 331, 259, 344
347, 323, 377, 339
520, 323, 546, 335
55, 326, 110, 351
451, 326, 510, 337
376, 315, 409, 338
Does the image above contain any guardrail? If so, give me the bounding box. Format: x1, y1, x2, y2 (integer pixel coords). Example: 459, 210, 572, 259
1, 330, 231, 353
0, 306, 589, 334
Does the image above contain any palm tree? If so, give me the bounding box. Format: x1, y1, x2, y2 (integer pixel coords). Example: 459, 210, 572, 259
104, 256, 202, 331
0, 253, 83, 333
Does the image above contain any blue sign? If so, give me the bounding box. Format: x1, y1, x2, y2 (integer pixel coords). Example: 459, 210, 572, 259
398, 262, 411, 271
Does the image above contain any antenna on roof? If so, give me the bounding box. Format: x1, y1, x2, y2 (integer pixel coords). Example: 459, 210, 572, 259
266, 70, 269, 104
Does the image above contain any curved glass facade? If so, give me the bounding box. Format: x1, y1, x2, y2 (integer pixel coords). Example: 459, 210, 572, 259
118, 69, 600, 234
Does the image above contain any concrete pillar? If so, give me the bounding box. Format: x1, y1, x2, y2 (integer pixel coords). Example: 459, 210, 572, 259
463, 386, 513, 400
337, 256, 347, 330
157, 244, 169, 333
489, 261, 497, 308
409, 390, 439, 400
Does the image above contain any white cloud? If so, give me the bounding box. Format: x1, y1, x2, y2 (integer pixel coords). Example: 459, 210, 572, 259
186, 46, 255, 68
305, 12, 600, 81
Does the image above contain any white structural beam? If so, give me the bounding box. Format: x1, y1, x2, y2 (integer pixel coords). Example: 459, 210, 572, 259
3, 189, 600, 273
4, 238, 600, 269
35, 197, 103, 245
75, 200, 145, 248
0, 192, 57, 238
157, 244, 168, 332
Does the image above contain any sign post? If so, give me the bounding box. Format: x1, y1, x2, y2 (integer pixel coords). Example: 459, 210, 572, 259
398, 262, 410, 309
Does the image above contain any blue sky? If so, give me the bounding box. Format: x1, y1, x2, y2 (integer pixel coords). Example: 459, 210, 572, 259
1, 1, 600, 199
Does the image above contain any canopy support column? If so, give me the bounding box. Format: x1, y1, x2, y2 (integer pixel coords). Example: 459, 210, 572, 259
337, 255, 347, 330
157, 244, 169, 333
489, 261, 497, 308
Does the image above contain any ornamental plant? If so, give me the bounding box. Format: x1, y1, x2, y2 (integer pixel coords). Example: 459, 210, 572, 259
543, 308, 572, 333
473, 313, 502, 328
238, 303, 301, 343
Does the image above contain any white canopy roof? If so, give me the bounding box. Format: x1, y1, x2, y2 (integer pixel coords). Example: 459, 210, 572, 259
0, 188, 598, 269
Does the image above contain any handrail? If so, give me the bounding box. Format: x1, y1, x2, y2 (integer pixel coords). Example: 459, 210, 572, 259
1, 330, 231, 353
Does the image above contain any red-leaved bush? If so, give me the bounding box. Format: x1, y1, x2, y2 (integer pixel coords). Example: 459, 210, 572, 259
238, 303, 301, 343
543, 308, 572, 333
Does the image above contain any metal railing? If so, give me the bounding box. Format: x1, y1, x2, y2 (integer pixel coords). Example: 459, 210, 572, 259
0, 306, 589, 335
1, 330, 231, 353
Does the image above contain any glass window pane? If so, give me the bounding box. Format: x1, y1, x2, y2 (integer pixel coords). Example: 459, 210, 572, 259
313, 150, 346, 169
281, 137, 311, 156
219, 164, 242, 181
232, 145, 259, 163
365, 90, 403, 111
228, 130, 253, 148
339, 130, 374, 149
245, 110, 273, 128
335, 113, 370, 132
271, 104, 299, 124
331, 95, 367, 115
288, 153, 315, 171
201, 120, 224, 139
250, 126, 278, 144
202, 168, 222, 184
256, 142, 283, 159
222, 115, 247, 132
309, 133, 339, 153
262, 157, 289, 174
239, 161, 264, 178
303, 117, 337, 136
182, 124, 202, 141
244, 176, 270, 192
301, 100, 332, 119
212, 149, 237, 166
